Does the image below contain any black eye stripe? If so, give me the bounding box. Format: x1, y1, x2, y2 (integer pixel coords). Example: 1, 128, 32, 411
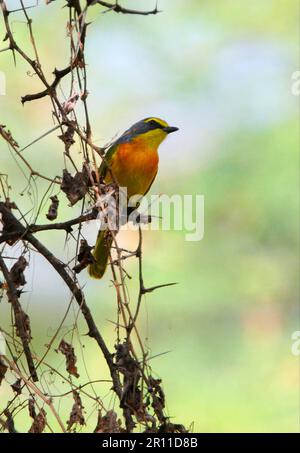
147, 119, 164, 129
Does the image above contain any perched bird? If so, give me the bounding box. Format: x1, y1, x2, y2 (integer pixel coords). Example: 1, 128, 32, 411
88, 117, 178, 279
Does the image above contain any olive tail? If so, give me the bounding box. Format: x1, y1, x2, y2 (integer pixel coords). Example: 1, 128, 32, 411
88, 230, 113, 279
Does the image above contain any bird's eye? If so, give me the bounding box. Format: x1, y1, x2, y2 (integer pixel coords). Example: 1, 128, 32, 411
149, 120, 161, 128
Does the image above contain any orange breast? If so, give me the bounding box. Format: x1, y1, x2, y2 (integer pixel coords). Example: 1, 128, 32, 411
107, 140, 159, 198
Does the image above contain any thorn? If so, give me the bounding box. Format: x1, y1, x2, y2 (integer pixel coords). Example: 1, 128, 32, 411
142, 282, 178, 294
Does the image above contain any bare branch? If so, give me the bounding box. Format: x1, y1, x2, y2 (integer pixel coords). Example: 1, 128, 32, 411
0, 0, 186, 433
95, 0, 161, 16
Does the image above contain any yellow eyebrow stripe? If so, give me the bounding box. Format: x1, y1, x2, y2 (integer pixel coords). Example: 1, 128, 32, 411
144, 117, 169, 128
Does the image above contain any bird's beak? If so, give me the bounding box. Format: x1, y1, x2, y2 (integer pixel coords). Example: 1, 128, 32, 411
163, 126, 179, 134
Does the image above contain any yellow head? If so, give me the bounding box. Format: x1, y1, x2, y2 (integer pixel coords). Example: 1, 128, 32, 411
117, 117, 179, 148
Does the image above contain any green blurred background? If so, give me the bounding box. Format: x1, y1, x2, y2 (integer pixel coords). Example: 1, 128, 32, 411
0, 0, 298, 432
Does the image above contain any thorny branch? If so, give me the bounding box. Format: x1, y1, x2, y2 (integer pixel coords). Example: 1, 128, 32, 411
0, 0, 186, 433
94, 0, 160, 16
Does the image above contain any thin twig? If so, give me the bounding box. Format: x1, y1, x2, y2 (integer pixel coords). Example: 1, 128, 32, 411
2, 356, 66, 432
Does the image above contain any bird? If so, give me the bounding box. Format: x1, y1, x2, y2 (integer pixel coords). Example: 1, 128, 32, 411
88, 117, 179, 279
